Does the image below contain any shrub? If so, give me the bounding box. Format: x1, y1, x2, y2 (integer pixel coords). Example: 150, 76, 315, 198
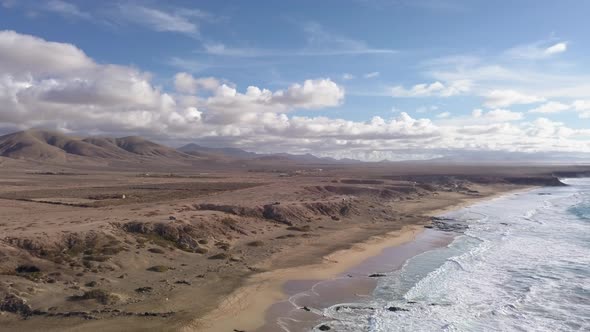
147, 265, 169, 272
81, 289, 118, 305
208, 253, 229, 260
194, 247, 208, 254
148, 248, 165, 254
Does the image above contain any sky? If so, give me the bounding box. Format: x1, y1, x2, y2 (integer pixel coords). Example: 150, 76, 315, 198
0, 0, 589, 161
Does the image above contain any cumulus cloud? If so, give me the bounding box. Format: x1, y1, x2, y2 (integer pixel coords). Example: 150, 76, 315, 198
1, 30, 588, 160
483, 89, 545, 108
174, 72, 220, 94
273, 79, 345, 109
0, 30, 94, 75
391, 80, 471, 97
573, 100, 590, 118
528, 101, 570, 114
0, 30, 193, 134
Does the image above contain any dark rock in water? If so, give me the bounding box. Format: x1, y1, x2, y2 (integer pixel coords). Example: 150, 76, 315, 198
335, 305, 375, 312
430, 217, 468, 233
302, 306, 311, 312
407, 301, 417, 304
500, 222, 509, 226
423, 225, 434, 229
0, 294, 33, 316
369, 273, 386, 277
388, 306, 409, 312
318, 325, 331, 331
233, 329, 246, 332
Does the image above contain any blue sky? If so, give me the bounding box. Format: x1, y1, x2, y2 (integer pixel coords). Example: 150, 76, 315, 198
0, 0, 589, 160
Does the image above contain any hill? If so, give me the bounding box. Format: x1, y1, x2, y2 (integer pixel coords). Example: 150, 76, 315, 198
0, 130, 193, 164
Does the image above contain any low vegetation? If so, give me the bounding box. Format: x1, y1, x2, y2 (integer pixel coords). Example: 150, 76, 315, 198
79, 289, 118, 305
147, 265, 170, 272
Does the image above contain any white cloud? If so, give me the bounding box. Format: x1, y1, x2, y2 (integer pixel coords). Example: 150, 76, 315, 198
303, 22, 397, 56
116, 4, 212, 36
505, 41, 568, 60
544, 42, 567, 55
416, 105, 439, 113
573, 100, 590, 111
573, 100, 590, 118
472, 109, 523, 122
364, 71, 380, 79
1, 30, 589, 160
391, 80, 471, 97
342, 73, 355, 80
45, 0, 91, 20
483, 89, 545, 108
273, 79, 345, 109
0, 30, 94, 75
174, 73, 220, 94
196, 23, 397, 58
202, 79, 345, 125
528, 101, 570, 114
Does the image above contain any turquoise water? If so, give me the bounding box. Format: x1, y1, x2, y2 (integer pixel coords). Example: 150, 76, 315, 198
316, 178, 590, 331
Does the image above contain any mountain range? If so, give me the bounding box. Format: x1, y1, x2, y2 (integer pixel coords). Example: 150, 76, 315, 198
0, 129, 346, 165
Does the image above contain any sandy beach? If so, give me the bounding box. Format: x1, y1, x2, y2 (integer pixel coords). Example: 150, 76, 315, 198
183, 185, 529, 332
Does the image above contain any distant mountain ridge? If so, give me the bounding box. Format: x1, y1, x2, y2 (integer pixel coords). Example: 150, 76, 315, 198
0, 129, 352, 165
178, 143, 259, 159
178, 143, 354, 164
0, 129, 193, 162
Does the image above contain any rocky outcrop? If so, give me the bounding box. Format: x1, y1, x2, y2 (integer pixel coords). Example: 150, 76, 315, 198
0, 294, 32, 317
429, 217, 468, 233
503, 176, 566, 187
192, 204, 262, 218
262, 203, 292, 225
4, 231, 125, 263
121, 221, 203, 252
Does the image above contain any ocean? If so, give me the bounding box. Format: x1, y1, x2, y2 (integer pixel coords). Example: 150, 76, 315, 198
317, 178, 590, 331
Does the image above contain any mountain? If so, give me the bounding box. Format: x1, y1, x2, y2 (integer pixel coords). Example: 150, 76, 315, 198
178, 143, 259, 159
110, 136, 190, 159
0, 129, 118, 161
0, 129, 362, 166
0, 130, 193, 163
179, 143, 347, 164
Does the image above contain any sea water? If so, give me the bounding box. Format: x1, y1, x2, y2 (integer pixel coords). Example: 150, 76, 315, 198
317, 178, 590, 331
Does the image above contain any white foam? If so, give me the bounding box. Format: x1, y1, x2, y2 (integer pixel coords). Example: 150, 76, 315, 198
320, 179, 590, 332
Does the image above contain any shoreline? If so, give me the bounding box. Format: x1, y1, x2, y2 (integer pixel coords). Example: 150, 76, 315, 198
183, 185, 533, 332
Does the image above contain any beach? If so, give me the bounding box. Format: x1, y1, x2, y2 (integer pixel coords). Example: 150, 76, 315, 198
184, 186, 529, 332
